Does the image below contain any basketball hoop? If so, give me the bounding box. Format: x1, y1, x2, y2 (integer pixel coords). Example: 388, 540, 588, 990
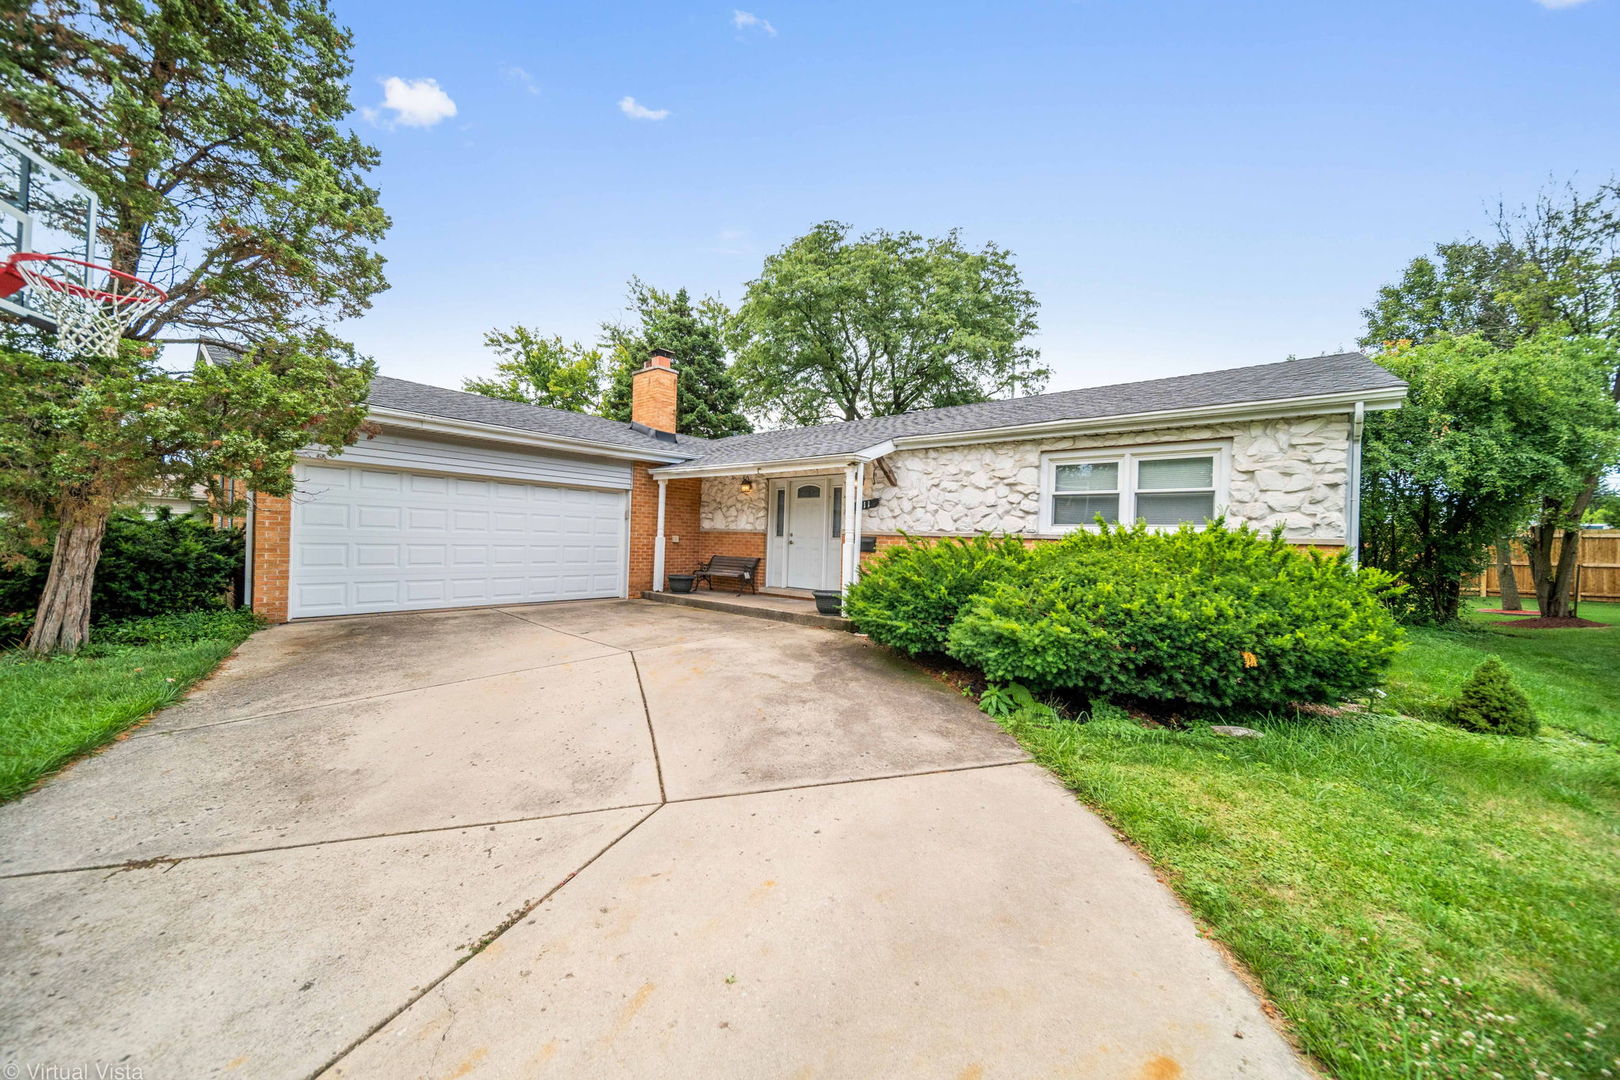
0, 252, 167, 358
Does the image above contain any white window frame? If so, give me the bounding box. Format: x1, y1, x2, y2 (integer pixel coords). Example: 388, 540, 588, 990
1038, 439, 1232, 535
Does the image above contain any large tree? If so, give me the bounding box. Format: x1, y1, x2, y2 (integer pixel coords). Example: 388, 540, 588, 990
0, 331, 374, 652
1359, 334, 1619, 625
730, 222, 1046, 427
463, 328, 605, 413
2, 0, 389, 343
600, 279, 751, 438
1362, 181, 1620, 616
0, 0, 388, 651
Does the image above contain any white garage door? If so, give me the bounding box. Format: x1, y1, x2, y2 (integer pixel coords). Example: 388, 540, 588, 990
289, 462, 627, 618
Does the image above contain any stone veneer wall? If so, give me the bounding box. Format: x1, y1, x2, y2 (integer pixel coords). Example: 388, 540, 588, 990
698, 415, 1351, 543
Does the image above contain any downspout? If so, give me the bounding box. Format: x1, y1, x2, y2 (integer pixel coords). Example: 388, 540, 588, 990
242, 491, 255, 608
653, 477, 668, 592
1345, 401, 1365, 566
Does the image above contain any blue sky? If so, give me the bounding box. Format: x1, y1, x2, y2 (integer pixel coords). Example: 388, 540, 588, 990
339, 0, 1618, 397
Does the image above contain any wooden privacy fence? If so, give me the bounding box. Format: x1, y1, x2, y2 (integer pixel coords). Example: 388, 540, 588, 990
1475, 530, 1620, 602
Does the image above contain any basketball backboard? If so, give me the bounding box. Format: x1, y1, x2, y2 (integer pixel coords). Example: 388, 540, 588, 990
0, 129, 100, 326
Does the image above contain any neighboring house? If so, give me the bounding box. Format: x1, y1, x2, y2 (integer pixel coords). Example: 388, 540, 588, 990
239, 348, 1406, 621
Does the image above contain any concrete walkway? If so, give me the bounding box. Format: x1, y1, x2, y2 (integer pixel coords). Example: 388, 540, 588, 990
0, 600, 1312, 1079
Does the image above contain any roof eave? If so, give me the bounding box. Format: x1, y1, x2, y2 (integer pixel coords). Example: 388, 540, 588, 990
650, 441, 896, 479
886, 386, 1409, 451
367, 405, 697, 464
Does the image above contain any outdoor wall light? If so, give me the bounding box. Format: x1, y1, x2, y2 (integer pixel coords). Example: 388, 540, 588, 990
739, 479, 755, 494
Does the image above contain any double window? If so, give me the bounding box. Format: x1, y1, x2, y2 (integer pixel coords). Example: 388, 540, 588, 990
1040, 442, 1227, 533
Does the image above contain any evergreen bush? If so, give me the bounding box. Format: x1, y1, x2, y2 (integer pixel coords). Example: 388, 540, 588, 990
945, 521, 1404, 712
1443, 657, 1539, 736
844, 533, 1032, 656
0, 508, 243, 636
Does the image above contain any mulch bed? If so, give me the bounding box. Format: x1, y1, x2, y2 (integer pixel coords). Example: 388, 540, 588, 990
1479, 609, 1538, 616
1492, 616, 1609, 629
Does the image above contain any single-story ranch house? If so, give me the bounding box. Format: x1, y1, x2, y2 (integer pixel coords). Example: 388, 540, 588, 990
240, 348, 1406, 621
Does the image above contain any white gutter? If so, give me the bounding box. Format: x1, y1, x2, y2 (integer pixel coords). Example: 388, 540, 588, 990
887, 387, 1407, 452
1345, 401, 1366, 565
652, 442, 896, 480
367, 406, 695, 465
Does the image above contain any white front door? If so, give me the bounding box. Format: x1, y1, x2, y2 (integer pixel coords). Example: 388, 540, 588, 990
768, 477, 845, 591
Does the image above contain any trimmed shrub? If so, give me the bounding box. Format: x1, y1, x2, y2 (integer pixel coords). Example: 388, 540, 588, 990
0, 508, 244, 631
946, 521, 1404, 711
844, 533, 1032, 656
1443, 657, 1539, 736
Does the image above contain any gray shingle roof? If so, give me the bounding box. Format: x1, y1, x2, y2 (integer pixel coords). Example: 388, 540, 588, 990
664, 351, 1402, 470
353, 351, 1401, 469
366, 375, 710, 456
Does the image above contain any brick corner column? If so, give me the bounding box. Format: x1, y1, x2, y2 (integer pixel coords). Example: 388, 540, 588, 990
250, 492, 292, 623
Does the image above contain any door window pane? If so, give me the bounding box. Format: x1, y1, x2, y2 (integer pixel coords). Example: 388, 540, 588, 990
1136, 492, 1216, 526
1053, 494, 1120, 525
1054, 462, 1118, 492
1137, 456, 1214, 491
775, 489, 785, 537
831, 487, 843, 538
796, 484, 821, 499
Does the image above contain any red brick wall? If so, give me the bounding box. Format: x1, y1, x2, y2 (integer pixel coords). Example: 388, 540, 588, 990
250, 492, 292, 623
855, 531, 1343, 570
691, 530, 768, 584
628, 464, 702, 593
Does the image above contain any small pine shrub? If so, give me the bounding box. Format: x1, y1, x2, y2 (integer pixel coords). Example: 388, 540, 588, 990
946, 521, 1405, 712
1443, 657, 1539, 736
844, 533, 1032, 656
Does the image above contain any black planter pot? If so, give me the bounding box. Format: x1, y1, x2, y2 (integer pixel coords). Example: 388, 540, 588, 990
666, 574, 695, 594
811, 589, 843, 616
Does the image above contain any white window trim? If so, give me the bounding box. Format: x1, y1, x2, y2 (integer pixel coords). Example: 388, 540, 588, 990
1038, 439, 1232, 535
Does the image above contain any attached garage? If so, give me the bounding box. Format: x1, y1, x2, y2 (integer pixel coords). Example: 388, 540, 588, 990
284, 430, 631, 618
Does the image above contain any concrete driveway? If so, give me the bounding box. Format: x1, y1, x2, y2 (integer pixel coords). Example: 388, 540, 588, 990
0, 600, 1311, 1079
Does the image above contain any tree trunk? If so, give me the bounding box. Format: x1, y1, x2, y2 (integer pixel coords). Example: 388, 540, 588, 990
23, 504, 111, 655
1524, 481, 1597, 620
1495, 539, 1523, 611
1541, 527, 1584, 619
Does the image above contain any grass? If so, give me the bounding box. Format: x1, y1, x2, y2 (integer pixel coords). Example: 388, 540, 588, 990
984, 602, 1620, 1080
0, 609, 262, 802
1387, 598, 1620, 744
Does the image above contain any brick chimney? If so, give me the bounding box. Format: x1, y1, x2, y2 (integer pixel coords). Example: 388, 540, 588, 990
631, 348, 679, 433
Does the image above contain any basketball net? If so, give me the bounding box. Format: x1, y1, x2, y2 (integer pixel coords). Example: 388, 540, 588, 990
0, 253, 167, 358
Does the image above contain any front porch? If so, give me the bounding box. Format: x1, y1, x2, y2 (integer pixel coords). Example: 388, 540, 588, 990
649, 457, 883, 599
640, 587, 853, 631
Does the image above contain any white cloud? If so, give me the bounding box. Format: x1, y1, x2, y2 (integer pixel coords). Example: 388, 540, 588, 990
366, 76, 458, 128
1533, 0, 1595, 7
501, 65, 540, 96
618, 95, 671, 121
732, 9, 777, 35
704, 227, 751, 255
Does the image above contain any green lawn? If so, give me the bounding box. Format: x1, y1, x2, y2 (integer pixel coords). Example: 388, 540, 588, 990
1387, 598, 1620, 744
0, 610, 262, 802
990, 602, 1620, 1080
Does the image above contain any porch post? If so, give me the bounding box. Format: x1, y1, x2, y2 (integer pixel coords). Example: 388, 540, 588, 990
840, 464, 859, 591
850, 462, 866, 584
653, 477, 668, 592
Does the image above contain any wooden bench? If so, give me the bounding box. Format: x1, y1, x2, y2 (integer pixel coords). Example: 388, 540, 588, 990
692, 555, 761, 594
